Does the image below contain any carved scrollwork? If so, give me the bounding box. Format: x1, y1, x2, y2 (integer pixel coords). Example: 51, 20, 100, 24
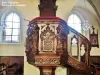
26, 23, 39, 64
40, 25, 55, 52
35, 55, 60, 66
67, 55, 87, 71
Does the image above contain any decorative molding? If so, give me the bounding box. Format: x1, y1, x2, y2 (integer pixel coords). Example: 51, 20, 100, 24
35, 55, 60, 66
40, 25, 55, 52
38, 0, 57, 16
67, 55, 87, 71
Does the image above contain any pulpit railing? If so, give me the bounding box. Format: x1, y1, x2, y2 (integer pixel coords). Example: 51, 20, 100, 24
68, 26, 91, 66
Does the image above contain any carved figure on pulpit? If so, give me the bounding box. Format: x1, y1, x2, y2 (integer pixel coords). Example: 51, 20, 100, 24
26, 23, 39, 64
56, 25, 63, 55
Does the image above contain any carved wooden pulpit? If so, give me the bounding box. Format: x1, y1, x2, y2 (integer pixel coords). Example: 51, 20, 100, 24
26, 0, 69, 75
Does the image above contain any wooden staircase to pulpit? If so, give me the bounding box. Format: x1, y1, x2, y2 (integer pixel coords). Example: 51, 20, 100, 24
25, 0, 94, 75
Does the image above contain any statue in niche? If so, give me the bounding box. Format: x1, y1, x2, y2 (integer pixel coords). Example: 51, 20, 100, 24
56, 25, 63, 55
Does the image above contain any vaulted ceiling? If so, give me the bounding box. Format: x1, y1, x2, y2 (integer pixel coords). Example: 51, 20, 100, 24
88, 0, 100, 19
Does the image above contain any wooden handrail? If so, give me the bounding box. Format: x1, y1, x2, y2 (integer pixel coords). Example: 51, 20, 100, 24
68, 26, 91, 66
67, 55, 88, 72
68, 26, 91, 51
60, 25, 92, 74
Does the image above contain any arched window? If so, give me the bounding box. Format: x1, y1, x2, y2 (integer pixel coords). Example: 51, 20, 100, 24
68, 14, 81, 33
3, 12, 20, 43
